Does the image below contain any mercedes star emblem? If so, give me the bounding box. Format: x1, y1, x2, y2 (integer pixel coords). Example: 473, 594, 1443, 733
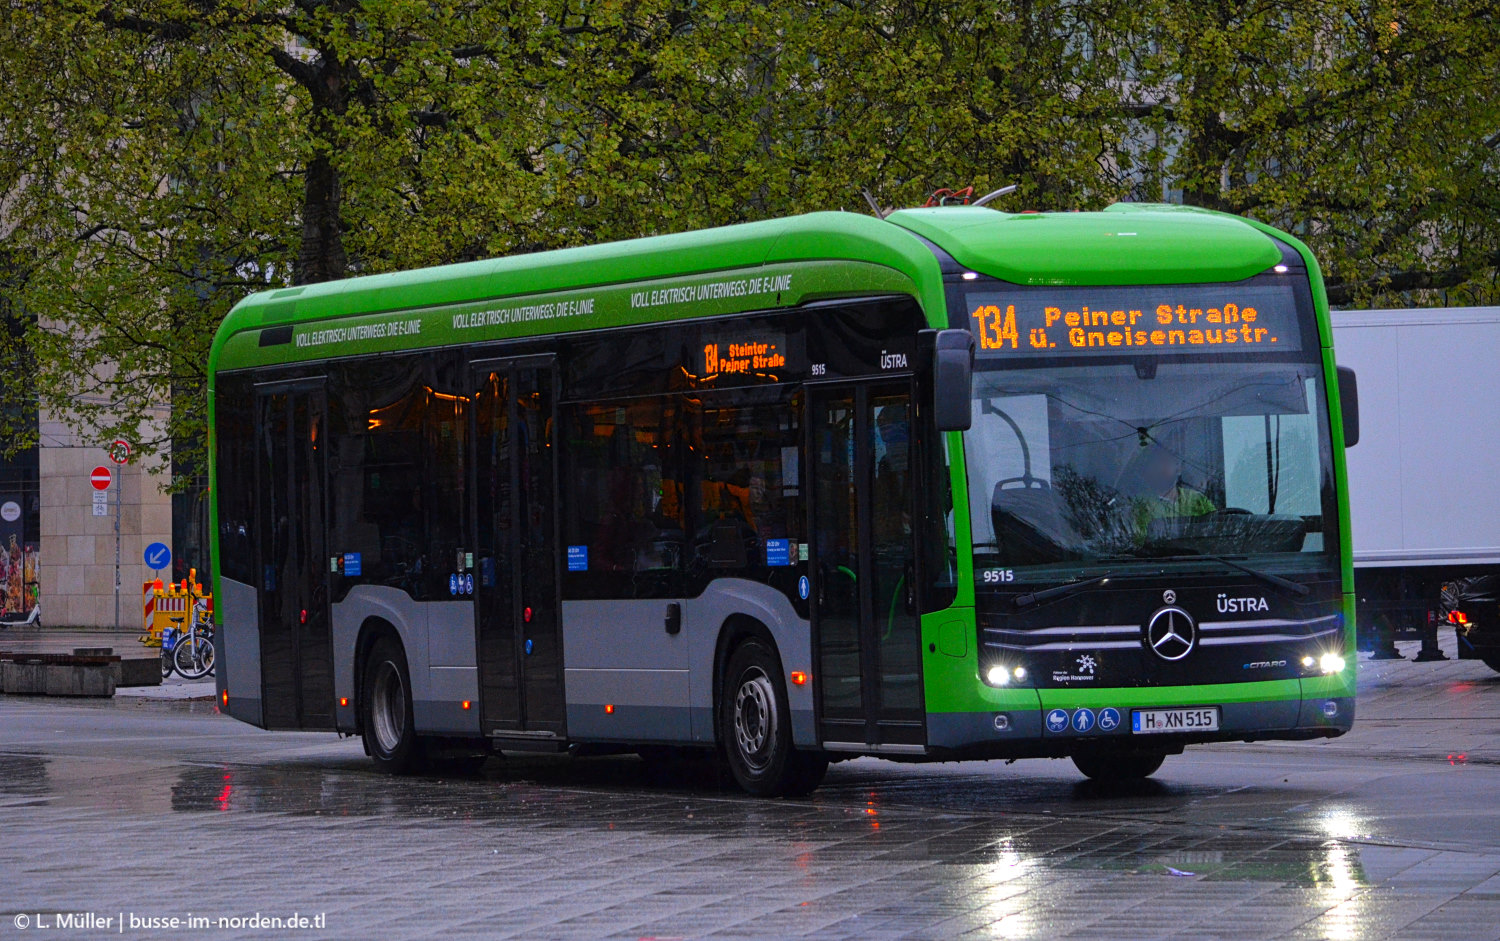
1147, 606, 1196, 661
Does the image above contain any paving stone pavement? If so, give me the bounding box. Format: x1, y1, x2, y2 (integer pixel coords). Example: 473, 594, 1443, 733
1, 634, 1498, 940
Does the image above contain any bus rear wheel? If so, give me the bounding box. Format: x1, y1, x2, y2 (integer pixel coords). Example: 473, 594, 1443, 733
1072, 750, 1166, 782
720, 640, 827, 797
362, 638, 420, 774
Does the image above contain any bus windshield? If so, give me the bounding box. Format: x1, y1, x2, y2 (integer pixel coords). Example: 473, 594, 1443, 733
965, 357, 1336, 582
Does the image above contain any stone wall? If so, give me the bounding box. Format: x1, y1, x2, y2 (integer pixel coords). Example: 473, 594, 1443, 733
37, 413, 172, 629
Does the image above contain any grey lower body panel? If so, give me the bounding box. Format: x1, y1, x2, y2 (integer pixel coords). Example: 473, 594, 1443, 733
330, 587, 478, 737
927, 708, 1046, 750
415, 699, 481, 736
567, 704, 694, 743
561, 580, 815, 748
1296, 695, 1354, 729
217, 578, 262, 728
565, 668, 691, 741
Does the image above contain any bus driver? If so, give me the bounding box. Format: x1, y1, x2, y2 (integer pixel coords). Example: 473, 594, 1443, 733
1125, 444, 1215, 536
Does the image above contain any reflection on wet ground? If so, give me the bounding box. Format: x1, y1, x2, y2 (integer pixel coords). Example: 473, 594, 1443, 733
3, 737, 1498, 940
4, 642, 1500, 940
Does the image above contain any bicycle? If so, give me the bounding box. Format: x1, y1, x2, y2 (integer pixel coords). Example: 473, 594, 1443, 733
172, 599, 216, 680
160, 618, 184, 678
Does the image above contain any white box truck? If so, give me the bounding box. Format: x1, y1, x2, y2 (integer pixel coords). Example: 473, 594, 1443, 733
1334, 305, 1500, 670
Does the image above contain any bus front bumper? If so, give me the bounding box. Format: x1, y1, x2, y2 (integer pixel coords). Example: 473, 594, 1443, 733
923, 682, 1353, 760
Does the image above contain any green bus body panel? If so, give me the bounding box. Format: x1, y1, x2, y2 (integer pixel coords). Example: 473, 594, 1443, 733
214, 260, 921, 371
209, 211, 948, 374
886, 204, 1282, 286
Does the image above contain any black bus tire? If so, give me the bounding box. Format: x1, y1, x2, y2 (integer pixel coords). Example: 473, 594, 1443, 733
720, 639, 822, 797
362, 638, 420, 774
1072, 750, 1166, 782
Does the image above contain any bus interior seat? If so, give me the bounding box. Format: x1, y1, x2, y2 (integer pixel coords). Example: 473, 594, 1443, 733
991, 481, 1083, 565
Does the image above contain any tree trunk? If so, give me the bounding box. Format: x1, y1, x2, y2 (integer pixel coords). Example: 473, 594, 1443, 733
295, 147, 346, 285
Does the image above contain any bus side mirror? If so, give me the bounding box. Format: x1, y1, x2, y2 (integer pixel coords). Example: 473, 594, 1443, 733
933, 329, 974, 432
1337, 366, 1359, 448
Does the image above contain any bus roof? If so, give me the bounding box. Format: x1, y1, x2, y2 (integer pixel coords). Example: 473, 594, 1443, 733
214, 204, 1290, 360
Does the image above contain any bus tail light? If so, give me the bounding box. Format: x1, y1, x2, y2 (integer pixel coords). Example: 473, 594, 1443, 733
790, 671, 807, 686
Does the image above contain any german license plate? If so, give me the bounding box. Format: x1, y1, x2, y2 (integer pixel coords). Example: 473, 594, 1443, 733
1132, 707, 1220, 734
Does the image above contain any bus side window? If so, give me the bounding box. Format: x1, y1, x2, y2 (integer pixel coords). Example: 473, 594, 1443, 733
328, 353, 467, 602
560, 396, 687, 597
686, 389, 804, 586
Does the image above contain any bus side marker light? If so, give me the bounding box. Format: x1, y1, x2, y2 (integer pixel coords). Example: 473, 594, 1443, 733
462, 700, 471, 710
604, 704, 615, 714
339, 697, 349, 707
790, 671, 807, 686
221, 690, 229, 707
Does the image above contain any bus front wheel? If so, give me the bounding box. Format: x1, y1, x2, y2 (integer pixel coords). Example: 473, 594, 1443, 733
362, 638, 420, 774
1072, 750, 1166, 782
720, 640, 826, 797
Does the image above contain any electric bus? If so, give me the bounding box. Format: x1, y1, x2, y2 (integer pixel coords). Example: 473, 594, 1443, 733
209, 202, 1358, 795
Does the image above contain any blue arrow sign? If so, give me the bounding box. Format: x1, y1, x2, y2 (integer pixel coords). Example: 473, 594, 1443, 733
144, 542, 171, 570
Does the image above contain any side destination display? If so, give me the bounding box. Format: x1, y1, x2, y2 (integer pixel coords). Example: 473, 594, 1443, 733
964, 283, 1304, 357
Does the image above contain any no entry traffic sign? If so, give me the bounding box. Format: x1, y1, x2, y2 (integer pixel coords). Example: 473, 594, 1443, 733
90, 466, 113, 491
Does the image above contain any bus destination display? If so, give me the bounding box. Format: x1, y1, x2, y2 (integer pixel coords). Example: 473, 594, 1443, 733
699, 333, 789, 378
964, 283, 1303, 357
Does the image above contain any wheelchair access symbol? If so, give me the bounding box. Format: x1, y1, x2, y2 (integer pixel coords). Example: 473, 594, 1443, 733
1099, 707, 1121, 732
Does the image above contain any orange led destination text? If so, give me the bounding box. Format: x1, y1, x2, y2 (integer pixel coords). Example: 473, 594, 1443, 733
971, 302, 1277, 352
703, 340, 786, 375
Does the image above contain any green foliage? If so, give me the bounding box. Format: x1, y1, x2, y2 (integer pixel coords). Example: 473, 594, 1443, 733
0, 0, 1496, 476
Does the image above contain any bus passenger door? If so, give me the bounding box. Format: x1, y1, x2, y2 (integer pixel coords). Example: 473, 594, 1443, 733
472, 358, 566, 739
809, 382, 925, 750
255, 381, 334, 730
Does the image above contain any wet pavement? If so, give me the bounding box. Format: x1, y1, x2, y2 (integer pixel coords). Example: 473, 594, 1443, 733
2, 635, 1498, 940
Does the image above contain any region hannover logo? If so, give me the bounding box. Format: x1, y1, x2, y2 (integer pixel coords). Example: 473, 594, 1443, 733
1146, 606, 1196, 661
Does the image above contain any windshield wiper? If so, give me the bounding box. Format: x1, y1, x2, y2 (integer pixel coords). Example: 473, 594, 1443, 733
1013, 572, 1115, 609
1160, 553, 1311, 597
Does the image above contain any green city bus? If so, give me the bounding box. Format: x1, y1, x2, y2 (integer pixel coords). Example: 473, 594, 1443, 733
209, 203, 1359, 795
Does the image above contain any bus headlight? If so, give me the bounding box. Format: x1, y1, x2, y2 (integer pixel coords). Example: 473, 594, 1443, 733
984, 665, 1027, 687
1319, 652, 1346, 675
